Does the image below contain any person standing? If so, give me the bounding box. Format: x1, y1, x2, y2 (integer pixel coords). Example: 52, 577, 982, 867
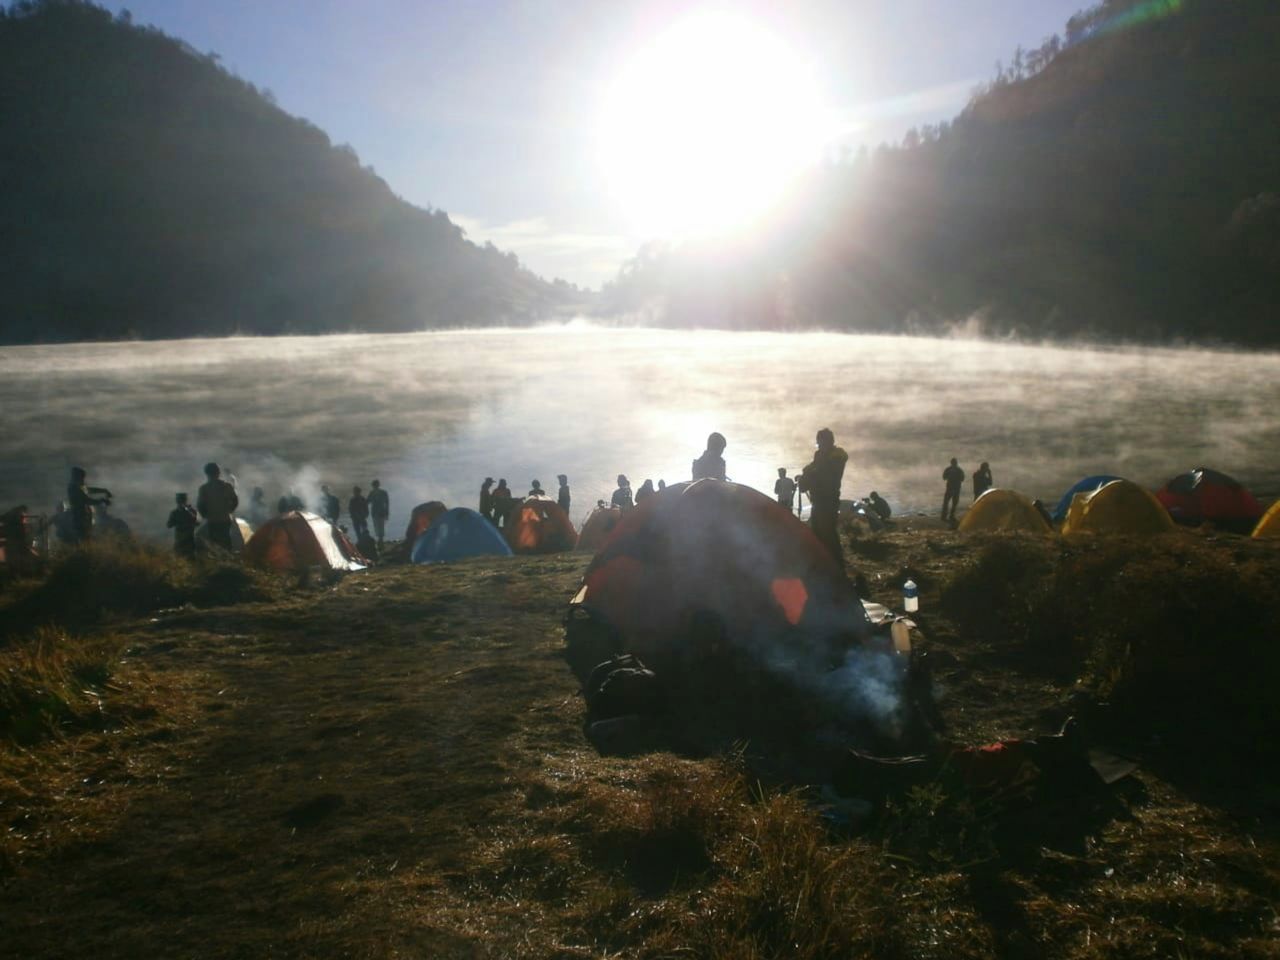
972, 462, 993, 501
491, 479, 513, 527
479, 478, 495, 520
247, 486, 270, 527
348, 485, 369, 539
867, 491, 892, 520
611, 474, 634, 511
798, 429, 849, 568
167, 493, 199, 557
368, 479, 390, 545
66, 466, 112, 545
692, 432, 728, 481
557, 475, 571, 515
320, 484, 341, 525
528, 479, 546, 497
197, 462, 239, 551
635, 479, 656, 504
774, 467, 796, 511
942, 458, 965, 522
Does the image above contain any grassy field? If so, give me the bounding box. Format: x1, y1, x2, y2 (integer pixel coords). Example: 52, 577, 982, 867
2, 525, 1279, 958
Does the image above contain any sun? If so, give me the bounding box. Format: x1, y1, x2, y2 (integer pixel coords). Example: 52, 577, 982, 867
596, 11, 829, 241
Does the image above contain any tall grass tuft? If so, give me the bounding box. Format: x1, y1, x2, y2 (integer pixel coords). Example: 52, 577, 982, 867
0, 626, 125, 745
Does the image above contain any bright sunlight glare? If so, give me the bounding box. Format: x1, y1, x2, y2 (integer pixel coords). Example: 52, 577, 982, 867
596, 11, 831, 241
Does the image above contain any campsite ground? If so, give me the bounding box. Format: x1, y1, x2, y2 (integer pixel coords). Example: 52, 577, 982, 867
2, 521, 1279, 958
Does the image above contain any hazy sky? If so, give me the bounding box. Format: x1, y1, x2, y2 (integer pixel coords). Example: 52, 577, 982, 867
98, 0, 1086, 287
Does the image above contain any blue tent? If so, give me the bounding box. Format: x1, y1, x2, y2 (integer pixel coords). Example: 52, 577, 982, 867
1052, 475, 1122, 522
411, 508, 513, 564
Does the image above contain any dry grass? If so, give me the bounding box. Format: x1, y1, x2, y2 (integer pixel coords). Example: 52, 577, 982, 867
2, 532, 1279, 958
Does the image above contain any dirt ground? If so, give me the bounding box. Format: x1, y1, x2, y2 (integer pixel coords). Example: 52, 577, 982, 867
3, 522, 1279, 958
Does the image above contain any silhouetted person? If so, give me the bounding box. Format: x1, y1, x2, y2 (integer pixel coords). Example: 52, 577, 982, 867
348, 485, 369, 539
528, 479, 545, 497
277, 494, 291, 515
635, 479, 655, 504
798, 428, 848, 568
197, 462, 239, 551
692, 431, 727, 481
66, 466, 111, 545
611, 474, 634, 511
657, 479, 666, 492
942, 458, 964, 522
557, 475, 570, 514
368, 479, 390, 543
774, 467, 796, 510
167, 493, 198, 557
973, 461, 993, 500
867, 491, 892, 520
1, 505, 37, 572
246, 486, 269, 527
492, 479, 513, 527
479, 477, 495, 520
320, 484, 340, 524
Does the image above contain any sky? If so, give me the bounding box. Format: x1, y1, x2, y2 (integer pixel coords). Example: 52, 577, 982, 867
99, 0, 1088, 288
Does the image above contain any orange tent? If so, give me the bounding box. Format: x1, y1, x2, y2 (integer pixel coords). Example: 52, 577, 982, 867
404, 501, 447, 543
244, 512, 368, 572
569, 480, 870, 666
576, 505, 623, 552
507, 496, 577, 554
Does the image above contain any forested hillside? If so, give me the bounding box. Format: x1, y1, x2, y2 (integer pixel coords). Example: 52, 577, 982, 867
0, 0, 573, 343
600, 0, 1280, 345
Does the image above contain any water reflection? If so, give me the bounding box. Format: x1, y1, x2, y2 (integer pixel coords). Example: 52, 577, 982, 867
0, 329, 1277, 538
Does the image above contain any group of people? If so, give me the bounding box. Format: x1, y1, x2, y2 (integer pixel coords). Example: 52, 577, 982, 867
37, 440, 994, 571
479, 475, 572, 527
54, 463, 395, 558
589, 430, 856, 569
941, 459, 994, 523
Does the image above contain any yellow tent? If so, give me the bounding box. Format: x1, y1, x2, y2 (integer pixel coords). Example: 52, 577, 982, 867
1253, 500, 1280, 539
957, 489, 1052, 535
1060, 479, 1175, 536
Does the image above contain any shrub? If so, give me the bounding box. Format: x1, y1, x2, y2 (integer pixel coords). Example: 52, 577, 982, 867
942, 534, 1280, 750
0, 540, 282, 636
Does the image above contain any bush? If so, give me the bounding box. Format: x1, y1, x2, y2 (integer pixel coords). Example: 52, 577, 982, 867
942, 534, 1280, 749
0, 540, 282, 636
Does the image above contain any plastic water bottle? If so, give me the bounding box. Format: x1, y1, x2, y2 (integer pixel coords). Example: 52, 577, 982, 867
903, 579, 919, 613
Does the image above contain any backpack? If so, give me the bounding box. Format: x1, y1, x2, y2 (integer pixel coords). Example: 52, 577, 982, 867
585, 654, 665, 720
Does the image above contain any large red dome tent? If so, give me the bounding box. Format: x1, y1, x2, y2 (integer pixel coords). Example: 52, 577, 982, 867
1155, 467, 1262, 530
568, 479, 871, 668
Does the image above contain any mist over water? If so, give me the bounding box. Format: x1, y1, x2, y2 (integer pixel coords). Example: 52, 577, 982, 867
2, 328, 1278, 540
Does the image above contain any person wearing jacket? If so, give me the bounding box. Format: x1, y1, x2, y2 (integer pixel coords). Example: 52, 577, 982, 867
196, 462, 239, 551
798, 428, 849, 567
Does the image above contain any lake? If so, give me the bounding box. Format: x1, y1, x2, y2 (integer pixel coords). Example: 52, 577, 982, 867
2, 327, 1278, 540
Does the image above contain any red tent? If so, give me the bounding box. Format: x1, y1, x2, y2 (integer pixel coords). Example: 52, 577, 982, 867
244, 512, 367, 571
403, 501, 447, 543
507, 496, 577, 554
1155, 468, 1262, 528
576, 505, 623, 552
569, 480, 870, 667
